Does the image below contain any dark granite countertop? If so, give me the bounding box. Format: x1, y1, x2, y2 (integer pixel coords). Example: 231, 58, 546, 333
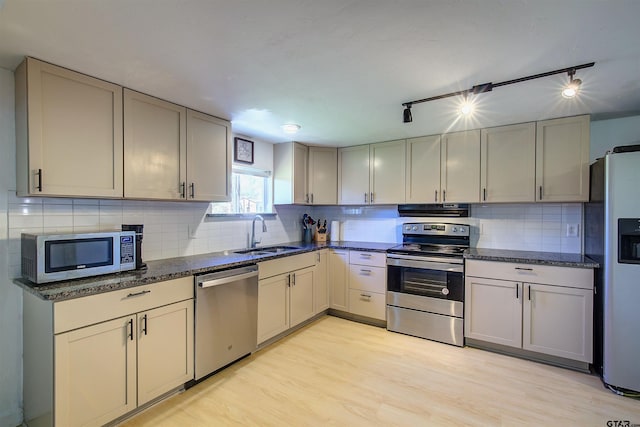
464, 248, 599, 268
14, 241, 396, 302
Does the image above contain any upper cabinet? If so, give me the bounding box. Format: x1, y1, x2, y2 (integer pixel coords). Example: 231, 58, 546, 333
441, 130, 481, 203
338, 144, 370, 205
536, 115, 590, 202
405, 135, 441, 203
338, 140, 405, 205
124, 89, 187, 200
15, 58, 231, 201
369, 140, 406, 204
308, 146, 337, 204
273, 142, 308, 204
124, 90, 231, 201
186, 109, 231, 202
480, 122, 536, 203
15, 57, 124, 198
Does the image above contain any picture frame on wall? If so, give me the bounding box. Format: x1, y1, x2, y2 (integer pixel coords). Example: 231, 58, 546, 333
234, 137, 254, 164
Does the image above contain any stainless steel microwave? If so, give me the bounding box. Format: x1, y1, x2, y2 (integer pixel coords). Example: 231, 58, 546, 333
21, 231, 137, 284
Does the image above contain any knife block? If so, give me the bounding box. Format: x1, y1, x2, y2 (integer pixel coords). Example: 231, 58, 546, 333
315, 230, 327, 242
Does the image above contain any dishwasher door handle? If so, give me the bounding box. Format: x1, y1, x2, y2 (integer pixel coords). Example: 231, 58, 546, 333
199, 270, 258, 288
198, 270, 258, 288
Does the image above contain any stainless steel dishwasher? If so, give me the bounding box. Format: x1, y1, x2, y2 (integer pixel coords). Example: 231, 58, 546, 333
194, 265, 258, 380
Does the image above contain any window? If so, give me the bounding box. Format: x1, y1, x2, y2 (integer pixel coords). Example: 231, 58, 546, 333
209, 166, 272, 214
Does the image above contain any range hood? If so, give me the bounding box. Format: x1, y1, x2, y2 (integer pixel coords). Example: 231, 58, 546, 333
398, 204, 469, 217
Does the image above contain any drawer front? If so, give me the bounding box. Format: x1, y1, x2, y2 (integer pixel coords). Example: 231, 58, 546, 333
349, 250, 386, 267
348, 265, 386, 293
54, 276, 194, 334
258, 252, 316, 279
465, 260, 593, 290
349, 289, 386, 320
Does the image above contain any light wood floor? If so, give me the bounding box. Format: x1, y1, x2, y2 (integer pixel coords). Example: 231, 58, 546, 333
121, 315, 640, 427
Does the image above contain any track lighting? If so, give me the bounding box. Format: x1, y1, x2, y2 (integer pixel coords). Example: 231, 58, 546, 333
402, 62, 594, 123
562, 69, 582, 98
403, 105, 412, 123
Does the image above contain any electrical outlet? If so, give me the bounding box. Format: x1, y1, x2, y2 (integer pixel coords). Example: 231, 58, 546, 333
566, 224, 579, 237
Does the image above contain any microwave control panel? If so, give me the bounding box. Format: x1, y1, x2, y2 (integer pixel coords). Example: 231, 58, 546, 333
120, 235, 135, 264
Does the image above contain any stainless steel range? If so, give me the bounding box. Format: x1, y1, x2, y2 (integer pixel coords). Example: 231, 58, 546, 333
386, 222, 470, 346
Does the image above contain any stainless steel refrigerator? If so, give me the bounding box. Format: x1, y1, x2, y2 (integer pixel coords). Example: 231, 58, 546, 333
586, 145, 640, 393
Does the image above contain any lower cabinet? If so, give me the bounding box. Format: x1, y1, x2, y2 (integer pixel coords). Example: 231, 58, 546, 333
313, 249, 330, 313
328, 249, 349, 311
328, 249, 387, 322
348, 250, 386, 321
257, 252, 317, 345
465, 260, 594, 365
23, 277, 194, 427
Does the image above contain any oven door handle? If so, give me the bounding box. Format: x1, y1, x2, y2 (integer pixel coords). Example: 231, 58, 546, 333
386, 256, 464, 273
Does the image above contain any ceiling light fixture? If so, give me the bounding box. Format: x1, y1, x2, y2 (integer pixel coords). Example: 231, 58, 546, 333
402, 62, 595, 123
562, 68, 582, 98
282, 123, 301, 134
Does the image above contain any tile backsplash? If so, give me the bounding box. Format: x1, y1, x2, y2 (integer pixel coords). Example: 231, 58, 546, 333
313, 203, 583, 253
6, 192, 308, 278
6, 191, 583, 278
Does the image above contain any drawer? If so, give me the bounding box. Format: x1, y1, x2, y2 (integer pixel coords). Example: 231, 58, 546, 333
348, 265, 386, 293
258, 252, 316, 279
349, 250, 386, 267
349, 289, 386, 321
465, 260, 593, 290
54, 276, 194, 334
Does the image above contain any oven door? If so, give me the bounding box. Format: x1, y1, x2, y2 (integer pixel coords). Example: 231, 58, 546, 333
386, 255, 463, 302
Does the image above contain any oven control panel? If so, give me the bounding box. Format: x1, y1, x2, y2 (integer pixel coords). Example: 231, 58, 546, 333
402, 223, 469, 237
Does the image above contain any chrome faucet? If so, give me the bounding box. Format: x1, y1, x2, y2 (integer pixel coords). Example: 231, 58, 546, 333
250, 215, 267, 248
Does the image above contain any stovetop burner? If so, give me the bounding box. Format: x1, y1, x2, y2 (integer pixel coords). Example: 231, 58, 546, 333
388, 243, 467, 258
388, 222, 471, 259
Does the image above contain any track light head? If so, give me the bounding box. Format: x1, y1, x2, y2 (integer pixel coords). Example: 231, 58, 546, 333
403, 105, 413, 123
562, 76, 582, 98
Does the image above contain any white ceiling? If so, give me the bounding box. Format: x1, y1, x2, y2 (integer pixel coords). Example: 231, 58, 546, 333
1, 1, 639, 147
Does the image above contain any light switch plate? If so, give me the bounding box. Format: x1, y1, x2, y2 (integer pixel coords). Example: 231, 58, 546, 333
566, 224, 579, 237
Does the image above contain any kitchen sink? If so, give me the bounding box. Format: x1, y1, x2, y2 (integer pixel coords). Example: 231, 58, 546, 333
234, 245, 300, 255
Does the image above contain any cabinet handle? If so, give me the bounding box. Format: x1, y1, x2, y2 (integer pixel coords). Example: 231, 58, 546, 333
516, 285, 519, 299
514, 267, 533, 271
287, 274, 291, 287
142, 314, 148, 336
483, 188, 486, 201
292, 273, 296, 286
180, 182, 186, 198
128, 319, 133, 341
435, 190, 438, 202
305, 193, 309, 203
360, 253, 372, 258
190, 183, 195, 199
360, 269, 372, 275
360, 293, 372, 300
310, 193, 314, 204
539, 186, 543, 200
528, 285, 531, 301
36, 169, 43, 192
126, 289, 151, 298
443, 189, 446, 202
370, 192, 374, 203
364, 193, 368, 203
